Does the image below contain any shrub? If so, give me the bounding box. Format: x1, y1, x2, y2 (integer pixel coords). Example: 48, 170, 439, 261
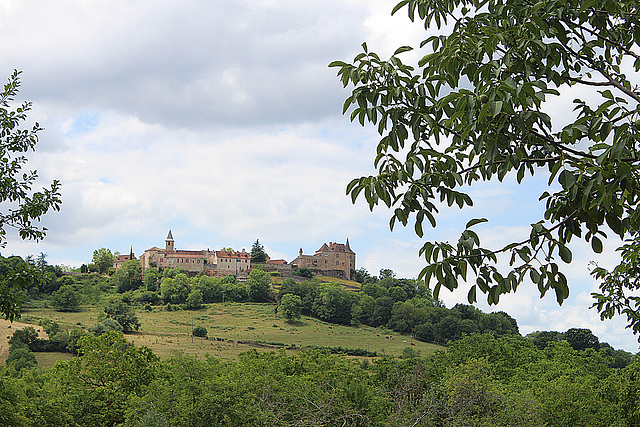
192, 326, 207, 338
294, 267, 313, 278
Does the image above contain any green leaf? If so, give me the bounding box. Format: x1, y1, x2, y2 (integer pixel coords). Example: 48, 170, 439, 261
467, 285, 477, 303
391, 0, 410, 15
579, 0, 597, 11
558, 244, 572, 263
531, 1, 545, 13
591, 236, 603, 253
606, 213, 622, 236
465, 218, 488, 229
530, 268, 541, 284
393, 46, 413, 55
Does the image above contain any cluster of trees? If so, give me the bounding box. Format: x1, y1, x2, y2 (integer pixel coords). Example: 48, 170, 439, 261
278, 270, 518, 345
9, 250, 274, 311
158, 267, 273, 306
5, 322, 86, 377
527, 328, 633, 368
5, 299, 148, 378
2, 331, 639, 426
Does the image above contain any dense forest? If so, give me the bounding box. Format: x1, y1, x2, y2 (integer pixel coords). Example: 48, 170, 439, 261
3, 331, 640, 426
1, 253, 639, 426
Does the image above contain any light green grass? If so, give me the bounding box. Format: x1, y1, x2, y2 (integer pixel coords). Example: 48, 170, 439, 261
34, 352, 75, 370
23, 303, 444, 361
315, 276, 361, 290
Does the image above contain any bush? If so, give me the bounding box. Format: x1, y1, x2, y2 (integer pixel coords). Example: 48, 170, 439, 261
294, 267, 313, 278
402, 346, 421, 359
6, 343, 37, 376
90, 318, 124, 336
192, 326, 207, 338
51, 285, 81, 312
185, 289, 203, 310
103, 301, 140, 332
278, 294, 302, 322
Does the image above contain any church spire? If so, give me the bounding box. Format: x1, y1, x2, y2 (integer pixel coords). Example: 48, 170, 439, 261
166, 230, 175, 252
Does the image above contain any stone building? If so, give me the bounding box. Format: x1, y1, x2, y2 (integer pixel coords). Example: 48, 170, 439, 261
139, 231, 250, 277
138, 231, 355, 280
290, 240, 356, 280
213, 249, 251, 276
113, 248, 136, 271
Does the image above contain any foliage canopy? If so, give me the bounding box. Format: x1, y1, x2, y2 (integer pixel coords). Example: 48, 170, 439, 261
331, 0, 640, 332
0, 71, 61, 320
0, 70, 61, 247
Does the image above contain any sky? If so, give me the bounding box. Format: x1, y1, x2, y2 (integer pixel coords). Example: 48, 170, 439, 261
0, 0, 637, 352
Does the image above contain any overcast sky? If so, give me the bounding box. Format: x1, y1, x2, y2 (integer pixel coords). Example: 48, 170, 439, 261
1, 0, 636, 351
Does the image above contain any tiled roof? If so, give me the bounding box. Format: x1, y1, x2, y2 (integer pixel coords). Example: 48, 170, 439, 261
266, 259, 287, 264
215, 251, 250, 259
315, 242, 354, 254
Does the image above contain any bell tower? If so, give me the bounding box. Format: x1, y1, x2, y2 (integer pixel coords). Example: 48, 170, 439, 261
166, 230, 175, 252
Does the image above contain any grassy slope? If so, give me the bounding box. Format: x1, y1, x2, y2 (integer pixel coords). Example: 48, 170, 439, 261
271, 275, 362, 291
22, 302, 443, 361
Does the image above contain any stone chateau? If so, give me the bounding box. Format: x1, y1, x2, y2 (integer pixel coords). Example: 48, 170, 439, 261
133, 231, 356, 280
290, 240, 355, 280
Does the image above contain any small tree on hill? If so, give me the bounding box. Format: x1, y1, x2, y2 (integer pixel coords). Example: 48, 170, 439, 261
192, 326, 207, 338
294, 267, 313, 278
103, 301, 140, 332
185, 289, 203, 310
278, 294, 302, 322
90, 318, 123, 336
92, 248, 116, 275
51, 285, 81, 312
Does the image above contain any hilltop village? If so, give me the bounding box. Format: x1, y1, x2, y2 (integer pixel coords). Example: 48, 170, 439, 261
114, 230, 356, 280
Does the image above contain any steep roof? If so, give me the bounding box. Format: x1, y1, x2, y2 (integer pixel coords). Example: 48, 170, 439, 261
315, 241, 354, 254
166, 230, 174, 241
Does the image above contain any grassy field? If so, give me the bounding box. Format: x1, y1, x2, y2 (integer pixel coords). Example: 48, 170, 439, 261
270, 275, 362, 292
19, 302, 443, 362
34, 352, 75, 370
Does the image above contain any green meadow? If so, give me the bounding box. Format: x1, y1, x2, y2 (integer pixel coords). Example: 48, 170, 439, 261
21, 302, 443, 361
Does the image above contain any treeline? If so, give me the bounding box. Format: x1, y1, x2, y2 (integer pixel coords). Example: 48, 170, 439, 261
7, 253, 630, 358
2, 331, 640, 426
12, 255, 275, 311
277, 272, 519, 345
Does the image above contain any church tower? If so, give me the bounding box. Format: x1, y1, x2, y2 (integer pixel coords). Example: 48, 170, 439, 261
166, 230, 175, 252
